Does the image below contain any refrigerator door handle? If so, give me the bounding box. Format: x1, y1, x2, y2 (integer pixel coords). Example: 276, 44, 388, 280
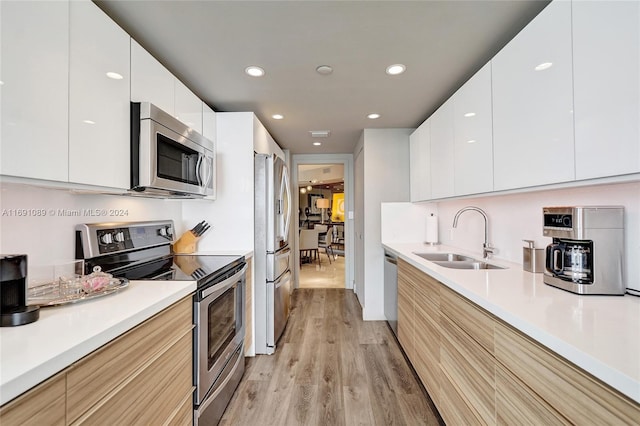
281, 163, 292, 243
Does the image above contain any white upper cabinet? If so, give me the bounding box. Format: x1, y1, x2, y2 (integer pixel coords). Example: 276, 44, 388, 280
410, 120, 431, 202
430, 98, 455, 199
572, 1, 640, 180
492, 0, 574, 190
202, 102, 217, 142
1, 1, 69, 181
68, 0, 130, 189
175, 79, 202, 133
202, 102, 217, 200
131, 39, 174, 115
453, 63, 493, 196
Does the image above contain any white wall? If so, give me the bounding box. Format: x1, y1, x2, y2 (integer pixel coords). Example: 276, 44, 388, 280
358, 128, 412, 320
381, 202, 438, 244
433, 181, 640, 292
0, 182, 183, 277
182, 112, 255, 252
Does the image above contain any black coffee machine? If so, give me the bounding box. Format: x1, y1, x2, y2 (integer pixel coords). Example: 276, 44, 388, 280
1, 255, 40, 326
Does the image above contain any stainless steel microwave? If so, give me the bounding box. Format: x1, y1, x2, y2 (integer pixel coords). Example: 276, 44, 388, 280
130, 102, 214, 198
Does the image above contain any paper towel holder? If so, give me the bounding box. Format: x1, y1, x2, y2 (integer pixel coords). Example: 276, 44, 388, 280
424, 213, 440, 245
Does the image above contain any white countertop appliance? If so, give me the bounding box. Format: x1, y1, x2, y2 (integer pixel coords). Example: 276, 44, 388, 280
543, 206, 625, 295
75, 220, 246, 425
254, 153, 292, 355
130, 102, 214, 198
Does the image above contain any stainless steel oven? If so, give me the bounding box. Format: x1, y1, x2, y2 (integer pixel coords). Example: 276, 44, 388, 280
194, 262, 246, 425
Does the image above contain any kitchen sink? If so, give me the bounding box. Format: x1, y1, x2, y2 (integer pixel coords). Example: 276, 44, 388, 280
412, 252, 506, 270
413, 252, 475, 262
432, 261, 506, 270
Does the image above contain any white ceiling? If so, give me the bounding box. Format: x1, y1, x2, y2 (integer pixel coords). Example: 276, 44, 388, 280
95, 0, 550, 155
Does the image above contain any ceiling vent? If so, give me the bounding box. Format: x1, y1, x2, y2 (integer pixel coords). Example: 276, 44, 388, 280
309, 130, 330, 138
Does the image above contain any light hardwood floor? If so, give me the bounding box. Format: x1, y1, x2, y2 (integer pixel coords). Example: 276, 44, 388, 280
220, 289, 443, 426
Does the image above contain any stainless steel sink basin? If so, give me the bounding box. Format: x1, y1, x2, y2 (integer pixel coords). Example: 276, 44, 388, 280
413, 252, 475, 262
432, 261, 506, 270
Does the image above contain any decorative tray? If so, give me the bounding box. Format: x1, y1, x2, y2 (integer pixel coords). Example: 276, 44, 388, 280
28, 276, 129, 307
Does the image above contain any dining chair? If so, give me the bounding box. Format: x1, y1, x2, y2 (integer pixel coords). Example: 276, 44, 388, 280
299, 229, 320, 266
314, 224, 334, 263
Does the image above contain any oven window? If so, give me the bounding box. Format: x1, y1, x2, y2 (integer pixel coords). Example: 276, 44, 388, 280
156, 133, 200, 185
208, 286, 236, 369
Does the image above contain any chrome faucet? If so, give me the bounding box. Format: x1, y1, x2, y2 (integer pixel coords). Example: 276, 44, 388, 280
452, 206, 494, 259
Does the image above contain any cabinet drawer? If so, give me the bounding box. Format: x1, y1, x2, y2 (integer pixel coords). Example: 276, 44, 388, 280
73, 331, 193, 425
414, 302, 440, 403
496, 363, 569, 425
440, 314, 495, 424
0, 372, 66, 426
439, 367, 486, 426
441, 286, 494, 353
397, 270, 415, 360
163, 384, 195, 426
67, 297, 192, 422
495, 321, 640, 424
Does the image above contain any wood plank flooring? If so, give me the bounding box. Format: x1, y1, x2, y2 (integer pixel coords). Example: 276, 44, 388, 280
220, 289, 443, 426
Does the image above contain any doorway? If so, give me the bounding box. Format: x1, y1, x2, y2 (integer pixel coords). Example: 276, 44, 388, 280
291, 154, 353, 291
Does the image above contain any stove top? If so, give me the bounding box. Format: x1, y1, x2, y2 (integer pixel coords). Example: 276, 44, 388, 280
75, 220, 244, 286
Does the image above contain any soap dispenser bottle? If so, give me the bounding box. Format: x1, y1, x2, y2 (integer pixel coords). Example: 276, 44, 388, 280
523, 240, 544, 273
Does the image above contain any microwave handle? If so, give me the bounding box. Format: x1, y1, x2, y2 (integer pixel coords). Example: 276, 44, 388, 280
195, 154, 203, 186
200, 155, 213, 189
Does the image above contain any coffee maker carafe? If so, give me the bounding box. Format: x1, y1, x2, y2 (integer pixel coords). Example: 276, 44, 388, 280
543, 206, 625, 295
1, 254, 40, 326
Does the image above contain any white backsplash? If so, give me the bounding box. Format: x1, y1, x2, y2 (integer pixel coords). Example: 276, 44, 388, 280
0, 182, 183, 271
434, 181, 640, 291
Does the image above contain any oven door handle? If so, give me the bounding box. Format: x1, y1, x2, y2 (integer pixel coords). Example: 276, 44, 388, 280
201, 264, 247, 299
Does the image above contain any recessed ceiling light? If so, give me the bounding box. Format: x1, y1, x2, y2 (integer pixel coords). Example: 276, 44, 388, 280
464, 112, 476, 117
534, 62, 553, 71
245, 66, 265, 77
386, 64, 406, 75
83, 120, 96, 125
313, 142, 322, 146
367, 113, 381, 119
316, 65, 333, 75
272, 114, 284, 120
106, 72, 123, 80
467, 139, 477, 144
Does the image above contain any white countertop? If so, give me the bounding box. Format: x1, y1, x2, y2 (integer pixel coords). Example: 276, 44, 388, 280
383, 242, 640, 404
0, 280, 196, 406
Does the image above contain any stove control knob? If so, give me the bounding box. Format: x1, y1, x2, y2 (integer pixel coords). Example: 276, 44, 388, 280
159, 226, 173, 238
100, 233, 113, 244
114, 232, 125, 243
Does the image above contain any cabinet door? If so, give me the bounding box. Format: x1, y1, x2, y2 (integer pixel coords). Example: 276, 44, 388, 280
175, 79, 202, 133
202, 102, 217, 142
492, 1, 574, 190
68, 0, 130, 189
429, 99, 455, 198
573, 1, 640, 179
397, 260, 415, 361
130, 39, 174, 115
413, 267, 440, 404
0, 372, 65, 426
202, 102, 217, 200
453, 63, 493, 196
1, 1, 69, 181
409, 120, 431, 202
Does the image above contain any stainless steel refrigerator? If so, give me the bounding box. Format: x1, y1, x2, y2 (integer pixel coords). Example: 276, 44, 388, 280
254, 153, 292, 355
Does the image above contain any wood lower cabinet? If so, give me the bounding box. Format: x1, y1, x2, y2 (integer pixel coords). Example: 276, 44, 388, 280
396, 261, 640, 425
495, 321, 640, 425
0, 297, 194, 426
397, 260, 416, 362
0, 372, 66, 426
